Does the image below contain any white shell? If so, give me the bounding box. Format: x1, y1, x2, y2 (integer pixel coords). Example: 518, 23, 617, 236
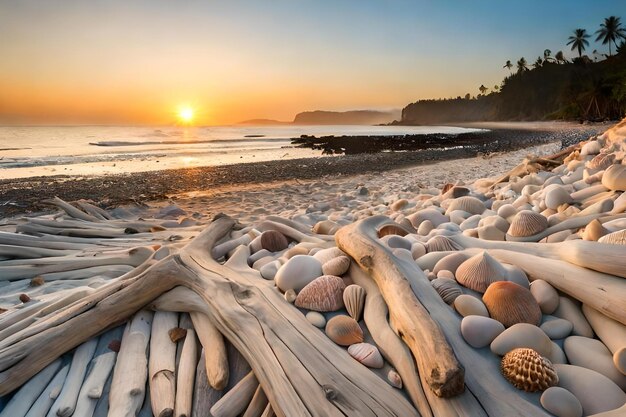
348, 343, 384, 368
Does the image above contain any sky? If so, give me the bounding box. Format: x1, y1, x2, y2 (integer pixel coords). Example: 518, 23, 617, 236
0, 0, 623, 126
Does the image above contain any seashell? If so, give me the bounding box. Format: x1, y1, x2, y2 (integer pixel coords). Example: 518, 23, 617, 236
433, 252, 469, 275
260, 230, 289, 252
425, 235, 461, 252
284, 289, 297, 303
306, 311, 326, 328
387, 369, 403, 389
377, 223, 411, 237
407, 208, 448, 228
540, 387, 583, 417
390, 199, 409, 211
601, 164, 626, 191
455, 251, 507, 293
507, 210, 548, 238
501, 348, 558, 392
325, 315, 363, 346
322, 256, 351, 276
313, 220, 341, 235
348, 343, 384, 368
168, 327, 187, 343
295, 275, 345, 312
529, 279, 559, 315
30, 276, 45, 287
343, 284, 366, 321
483, 281, 541, 327
544, 187, 572, 210
461, 315, 505, 347
582, 219, 608, 241
491, 323, 553, 357
445, 196, 486, 215
275, 255, 323, 293
587, 152, 615, 170
555, 364, 626, 415
431, 278, 463, 304
454, 294, 489, 317
598, 229, 626, 245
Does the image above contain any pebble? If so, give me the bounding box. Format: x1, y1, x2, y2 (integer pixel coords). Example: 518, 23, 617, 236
553, 297, 594, 338
564, 336, 626, 390
540, 316, 573, 339
275, 255, 323, 293
491, 323, 553, 357
454, 294, 489, 317
461, 315, 505, 348
306, 311, 326, 328
540, 386, 583, 417
530, 280, 559, 314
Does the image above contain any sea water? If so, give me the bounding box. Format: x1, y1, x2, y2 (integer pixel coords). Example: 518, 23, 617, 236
0, 125, 482, 179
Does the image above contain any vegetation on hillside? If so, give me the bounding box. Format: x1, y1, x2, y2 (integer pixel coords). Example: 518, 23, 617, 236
401, 16, 626, 124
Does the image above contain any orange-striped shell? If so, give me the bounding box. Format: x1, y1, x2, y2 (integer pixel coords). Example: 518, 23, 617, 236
325, 315, 363, 346
501, 348, 558, 392
508, 210, 548, 237
455, 251, 507, 293
483, 281, 542, 327
295, 275, 345, 312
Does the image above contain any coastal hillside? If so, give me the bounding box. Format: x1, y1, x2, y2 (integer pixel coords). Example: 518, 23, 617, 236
293, 110, 400, 125
401, 33, 626, 124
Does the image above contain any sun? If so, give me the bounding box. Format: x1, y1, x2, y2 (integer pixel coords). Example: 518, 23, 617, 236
178, 106, 194, 124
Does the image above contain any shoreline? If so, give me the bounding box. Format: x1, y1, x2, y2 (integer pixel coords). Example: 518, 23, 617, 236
0, 123, 609, 217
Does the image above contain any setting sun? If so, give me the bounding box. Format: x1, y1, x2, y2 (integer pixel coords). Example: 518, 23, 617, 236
178, 106, 194, 124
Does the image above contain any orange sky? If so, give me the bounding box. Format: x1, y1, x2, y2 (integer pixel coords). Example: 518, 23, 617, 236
0, 1, 622, 125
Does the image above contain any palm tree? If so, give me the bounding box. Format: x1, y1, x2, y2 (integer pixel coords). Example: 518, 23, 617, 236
618, 40, 626, 54
567, 28, 590, 57
543, 49, 553, 62
503, 60, 513, 73
479, 84, 488, 95
532, 57, 543, 69
555, 50, 566, 64
595, 16, 626, 56
516, 57, 528, 73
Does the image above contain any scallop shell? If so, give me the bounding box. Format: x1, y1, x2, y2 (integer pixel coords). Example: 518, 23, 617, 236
587, 152, 615, 170
343, 284, 366, 321
325, 315, 363, 346
601, 164, 626, 191
431, 278, 463, 304
455, 251, 507, 293
260, 230, 289, 252
348, 343, 384, 368
582, 219, 608, 241
425, 235, 461, 252
483, 281, 542, 327
598, 229, 626, 245
322, 256, 351, 276
312, 220, 341, 235
295, 275, 346, 312
445, 196, 486, 215
501, 348, 558, 392
508, 210, 548, 238
387, 369, 403, 389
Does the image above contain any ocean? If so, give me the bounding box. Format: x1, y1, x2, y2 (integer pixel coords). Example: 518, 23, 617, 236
0, 125, 483, 179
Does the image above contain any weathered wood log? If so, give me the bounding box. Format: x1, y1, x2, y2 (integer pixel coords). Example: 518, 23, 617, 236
0, 216, 419, 416
336, 216, 465, 397
190, 311, 229, 390
191, 350, 223, 417
243, 385, 269, 417
108, 310, 153, 417
175, 329, 198, 417
149, 311, 178, 417
338, 216, 551, 416
25, 362, 70, 417
261, 404, 275, 417
0, 244, 75, 259
44, 197, 101, 222
92, 373, 113, 417
0, 359, 62, 417
210, 371, 259, 417
74, 200, 113, 221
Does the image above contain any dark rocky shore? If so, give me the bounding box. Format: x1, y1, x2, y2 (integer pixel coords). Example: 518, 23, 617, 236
0, 124, 607, 217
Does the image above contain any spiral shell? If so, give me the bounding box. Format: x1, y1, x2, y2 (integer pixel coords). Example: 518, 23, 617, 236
431, 278, 463, 304
508, 210, 548, 238
260, 230, 289, 252
598, 229, 626, 245
455, 251, 507, 293
322, 256, 351, 276
483, 281, 542, 327
343, 284, 366, 321
295, 275, 345, 312
325, 315, 363, 346
348, 343, 384, 368
587, 152, 615, 170
501, 348, 558, 392
426, 235, 462, 252
445, 196, 486, 215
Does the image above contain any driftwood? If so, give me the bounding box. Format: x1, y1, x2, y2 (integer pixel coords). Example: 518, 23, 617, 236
190, 311, 229, 390
243, 385, 269, 417
0, 216, 419, 416
25, 362, 70, 417
191, 350, 223, 417
149, 311, 178, 417
338, 216, 550, 416
210, 371, 259, 417
336, 217, 465, 397
175, 329, 199, 417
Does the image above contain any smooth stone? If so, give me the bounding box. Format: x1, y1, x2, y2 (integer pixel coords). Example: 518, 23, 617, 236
252, 256, 274, 270
312, 247, 346, 265
545, 186, 573, 210
275, 255, 323, 293
555, 364, 626, 416
564, 336, 626, 390
260, 260, 281, 280
547, 341, 567, 364
587, 404, 626, 417
322, 256, 351, 276
477, 225, 505, 241
249, 249, 272, 265
461, 315, 505, 348
436, 270, 455, 280
491, 323, 553, 357
503, 264, 530, 289
553, 297, 594, 338
615, 347, 626, 376
530, 280, 560, 314
541, 317, 574, 340
540, 386, 583, 417
410, 242, 427, 260
306, 311, 326, 328
454, 294, 489, 318
382, 235, 412, 251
